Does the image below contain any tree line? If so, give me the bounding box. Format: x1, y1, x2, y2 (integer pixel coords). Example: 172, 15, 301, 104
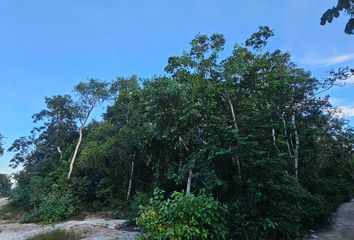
3, 27, 354, 239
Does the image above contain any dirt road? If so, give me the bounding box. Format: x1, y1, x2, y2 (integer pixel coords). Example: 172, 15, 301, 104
310, 199, 354, 240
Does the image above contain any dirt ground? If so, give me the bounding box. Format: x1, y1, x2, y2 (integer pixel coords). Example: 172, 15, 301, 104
0, 198, 137, 240
310, 199, 354, 240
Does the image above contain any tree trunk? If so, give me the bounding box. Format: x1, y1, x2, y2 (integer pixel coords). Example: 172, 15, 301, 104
127, 152, 136, 201
281, 114, 293, 158
271, 118, 280, 152
225, 91, 239, 131
224, 90, 242, 178
57, 146, 63, 162
68, 127, 83, 179
291, 113, 299, 179
186, 170, 193, 193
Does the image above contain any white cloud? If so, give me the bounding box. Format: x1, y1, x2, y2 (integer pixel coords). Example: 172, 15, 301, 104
339, 106, 354, 117
302, 53, 354, 66
347, 76, 354, 84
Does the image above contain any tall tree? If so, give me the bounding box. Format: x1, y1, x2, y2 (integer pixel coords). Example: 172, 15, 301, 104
67, 79, 110, 179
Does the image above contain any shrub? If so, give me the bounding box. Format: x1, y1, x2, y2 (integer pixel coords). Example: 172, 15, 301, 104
38, 189, 76, 223
0, 204, 20, 220
21, 186, 77, 224
125, 191, 152, 221
136, 189, 229, 240
25, 229, 81, 240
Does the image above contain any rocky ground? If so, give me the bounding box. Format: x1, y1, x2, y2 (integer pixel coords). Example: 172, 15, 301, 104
0, 198, 137, 240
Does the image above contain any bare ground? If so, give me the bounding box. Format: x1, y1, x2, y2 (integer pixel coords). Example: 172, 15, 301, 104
0, 198, 137, 240
310, 199, 354, 240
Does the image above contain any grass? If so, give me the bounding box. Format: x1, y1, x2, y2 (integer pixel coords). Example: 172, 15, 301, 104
0, 204, 20, 220
25, 229, 81, 240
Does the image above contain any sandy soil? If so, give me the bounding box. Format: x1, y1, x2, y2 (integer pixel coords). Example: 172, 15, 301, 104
0, 198, 137, 240
310, 199, 354, 240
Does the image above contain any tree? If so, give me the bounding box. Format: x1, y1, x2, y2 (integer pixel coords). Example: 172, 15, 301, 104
6, 28, 354, 239
32, 95, 78, 162
8, 95, 78, 169
67, 79, 110, 179
0, 174, 11, 197
321, 0, 354, 34
0, 134, 4, 157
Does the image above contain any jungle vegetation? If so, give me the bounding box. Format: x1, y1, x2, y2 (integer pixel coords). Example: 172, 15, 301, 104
4, 27, 354, 239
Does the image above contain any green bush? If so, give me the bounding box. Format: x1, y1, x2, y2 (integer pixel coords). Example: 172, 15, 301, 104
136, 189, 229, 240
22, 187, 76, 224
0, 204, 20, 220
38, 189, 76, 223
125, 191, 152, 221
26, 229, 81, 240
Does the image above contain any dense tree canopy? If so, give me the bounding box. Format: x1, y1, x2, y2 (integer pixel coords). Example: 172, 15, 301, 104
6, 27, 354, 239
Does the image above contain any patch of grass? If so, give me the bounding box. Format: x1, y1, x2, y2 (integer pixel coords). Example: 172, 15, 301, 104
25, 229, 81, 240
0, 204, 20, 220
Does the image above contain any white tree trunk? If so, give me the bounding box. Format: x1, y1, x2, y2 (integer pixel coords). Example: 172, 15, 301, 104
271, 118, 280, 152
127, 161, 135, 201
186, 170, 193, 193
281, 114, 293, 158
57, 146, 63, 162
127, 152, 136, 201
291, 113, 299, 179
224, 90, 242, 178
226, 93, 238, 131
67, 104, 96, 179
68, 127, 83, 179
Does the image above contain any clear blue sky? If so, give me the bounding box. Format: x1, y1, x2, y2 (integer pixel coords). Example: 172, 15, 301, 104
0, 0, 353, 174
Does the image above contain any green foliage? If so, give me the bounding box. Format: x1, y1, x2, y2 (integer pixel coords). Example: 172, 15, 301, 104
124, 191, 152, 222
0, 174, 11, 197
136, 189, 229, 240
38, 189, 76, 224
25, 229, 81, 240
0, 204, 20, 220
73, 79, 110, 125
21, 188, 76, 224
321, 0, 354, 34
6, 28, 354, 239
229, 160, 329, 239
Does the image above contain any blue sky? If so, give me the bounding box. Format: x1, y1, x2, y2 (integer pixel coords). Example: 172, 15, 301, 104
0, 0, 353, 174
